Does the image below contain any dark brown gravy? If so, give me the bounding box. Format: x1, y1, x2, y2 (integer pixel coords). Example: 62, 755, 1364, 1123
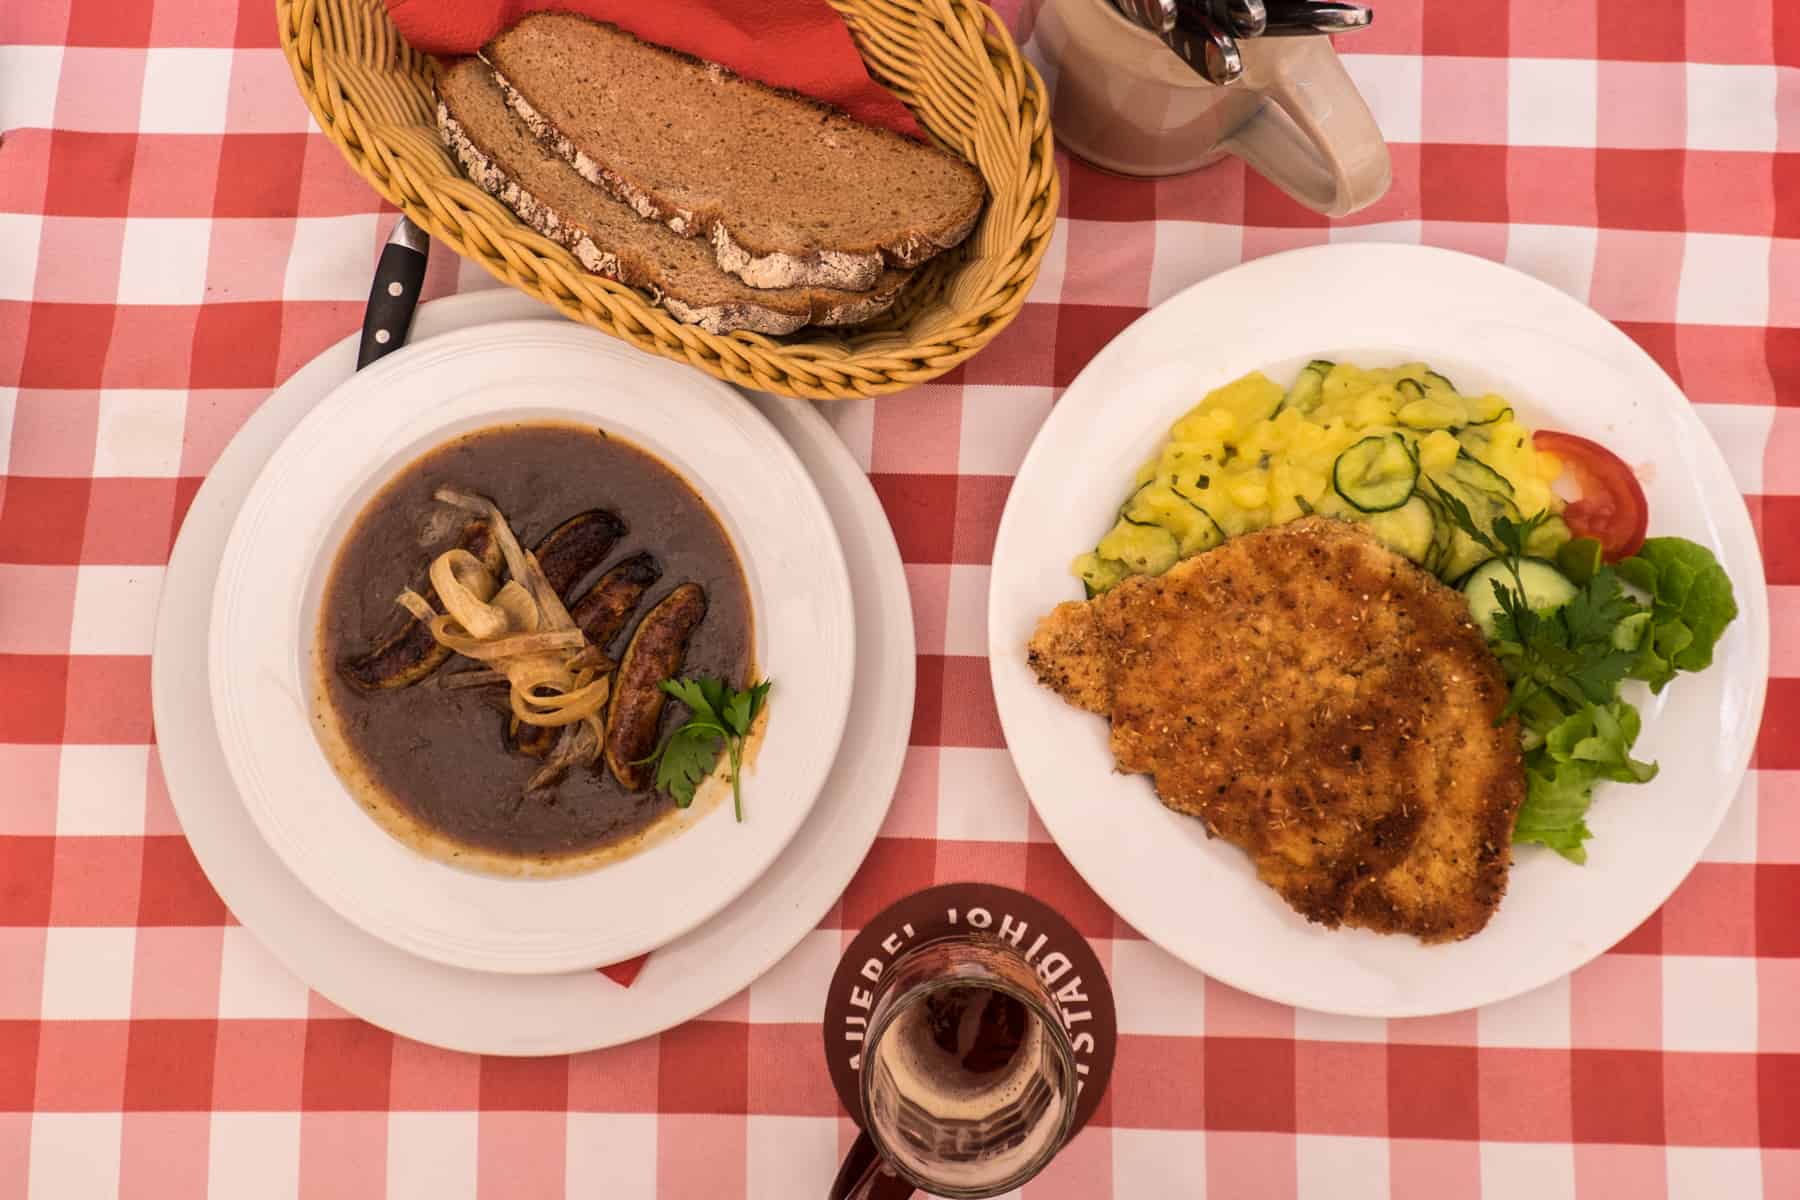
314, 422, 752, 870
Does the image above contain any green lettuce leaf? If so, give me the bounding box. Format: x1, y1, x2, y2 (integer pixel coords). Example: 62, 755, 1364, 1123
1515, 699, 1655, 863
1618, 537, 1738, 691
1515, 758, 1599, 863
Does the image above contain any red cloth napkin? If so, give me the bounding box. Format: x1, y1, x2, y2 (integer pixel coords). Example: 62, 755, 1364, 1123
388, 0, 923, 137
597, 955, 648, 988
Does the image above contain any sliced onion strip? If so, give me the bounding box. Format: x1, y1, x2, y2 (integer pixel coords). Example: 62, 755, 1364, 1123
429, 549, 506, 639
426, 619, 586, 662
526, 719, 601, 793
392, 489, 615, 791
433, 487, 580, 633
395, 589, 437, 622
512, 675, 610, 726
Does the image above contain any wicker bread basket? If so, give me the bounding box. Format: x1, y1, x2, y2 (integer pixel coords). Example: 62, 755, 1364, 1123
277, 0, 1057, 399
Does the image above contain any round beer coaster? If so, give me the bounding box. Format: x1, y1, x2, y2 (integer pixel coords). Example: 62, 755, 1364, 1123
822, 883, 1117, 1134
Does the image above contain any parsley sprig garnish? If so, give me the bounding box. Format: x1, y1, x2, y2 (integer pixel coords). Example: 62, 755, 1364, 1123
639, 677, 771, 821
1429, 485, 1638, 727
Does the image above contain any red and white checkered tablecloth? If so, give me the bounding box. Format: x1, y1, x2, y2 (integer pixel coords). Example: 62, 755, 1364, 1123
2, 0, 1797, 1195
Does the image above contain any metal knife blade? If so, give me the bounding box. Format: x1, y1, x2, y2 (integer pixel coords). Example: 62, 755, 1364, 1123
356, 215, 430, 370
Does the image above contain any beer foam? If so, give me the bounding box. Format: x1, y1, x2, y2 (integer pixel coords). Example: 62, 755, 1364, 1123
878, 998, 1043, 1112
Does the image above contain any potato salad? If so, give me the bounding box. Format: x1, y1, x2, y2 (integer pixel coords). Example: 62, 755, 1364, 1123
1074, 361, 1569, 594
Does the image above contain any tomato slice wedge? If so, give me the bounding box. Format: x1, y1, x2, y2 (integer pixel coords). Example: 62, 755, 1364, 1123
1531, 431, 1648, 562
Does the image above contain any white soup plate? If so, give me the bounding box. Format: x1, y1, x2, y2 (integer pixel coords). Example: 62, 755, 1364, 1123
210, 320, 854, 974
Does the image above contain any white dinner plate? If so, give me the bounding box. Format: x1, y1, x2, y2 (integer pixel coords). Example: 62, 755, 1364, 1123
210, 320, 855, 974
989, 244, 1769, 1017
152, 289, 913, 1052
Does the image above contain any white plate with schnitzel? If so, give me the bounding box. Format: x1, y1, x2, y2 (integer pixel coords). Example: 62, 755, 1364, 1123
988, 244, 1768, 1017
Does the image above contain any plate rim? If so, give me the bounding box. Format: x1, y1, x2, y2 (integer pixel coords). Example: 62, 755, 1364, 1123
206, 318, 856, 974
987, 242, 1770, 1017
151, 289, 915, 1053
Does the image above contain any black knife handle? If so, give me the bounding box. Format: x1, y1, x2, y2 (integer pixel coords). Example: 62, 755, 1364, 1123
356, 240, 428, 369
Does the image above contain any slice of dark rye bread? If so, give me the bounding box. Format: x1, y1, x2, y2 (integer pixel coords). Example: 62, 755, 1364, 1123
480, 14, 986, 293
436, 60, 910, 336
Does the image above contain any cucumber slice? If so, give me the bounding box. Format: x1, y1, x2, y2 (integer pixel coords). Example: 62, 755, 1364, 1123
1417, 490, 1456, 578
1446, 449, 1515, 498
1396, 396, 1465, 430
1362, 496, 1436, 563
1420, 467, 1512, 581
1280, 360, 1332, 415
1073, 552, 1129, 597
1455, 424, 1495, 457
1441, 532, 1494, 582
1425, 464, 1512, 535
1461, 557, 1579, 640
1332, 434, 1419, 513
1097, 521, 1179, 577
1119, 479, 1155, 518
1424, 370, 1459, 395
1125, 484, 1225, 557
1466, 396, 1512, 425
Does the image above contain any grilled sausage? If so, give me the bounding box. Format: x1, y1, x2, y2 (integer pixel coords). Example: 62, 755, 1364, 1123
604, 583, 708, 790
570, 552, 662, 649
339, 520, 500, 690
532, 509, 625, 599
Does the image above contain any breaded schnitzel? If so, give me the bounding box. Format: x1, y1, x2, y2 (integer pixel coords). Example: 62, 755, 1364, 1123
1028, 517, 1524, 943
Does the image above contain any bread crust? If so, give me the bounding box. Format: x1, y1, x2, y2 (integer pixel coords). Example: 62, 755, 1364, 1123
480, 15, 985, 291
